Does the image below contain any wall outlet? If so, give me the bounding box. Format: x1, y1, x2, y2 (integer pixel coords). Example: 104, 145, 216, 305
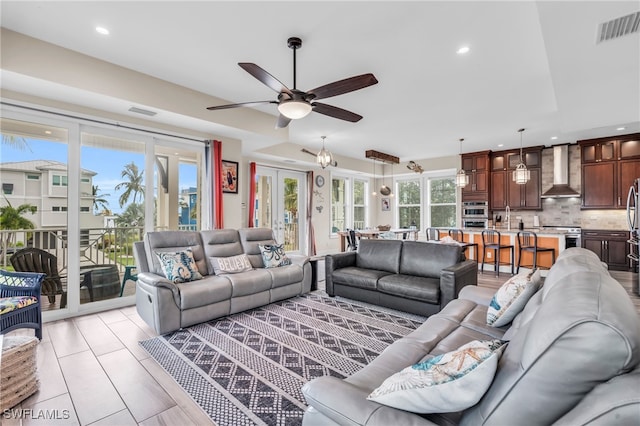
487, 252, 492, 259
516, 216, 522, 220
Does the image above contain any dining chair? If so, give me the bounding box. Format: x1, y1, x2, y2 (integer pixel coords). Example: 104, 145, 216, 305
425, 227, 441, 241
481, 229, 514, 277
10, 247, 68, 309
345, 229, 358, 251
516, 231, 556, 273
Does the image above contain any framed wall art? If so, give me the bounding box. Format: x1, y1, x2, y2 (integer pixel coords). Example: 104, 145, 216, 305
222, 160, 239, 193
381, 197, 390, 211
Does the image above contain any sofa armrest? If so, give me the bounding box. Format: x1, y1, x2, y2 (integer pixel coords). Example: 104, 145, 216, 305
458, 285, 496, 306
137, 272, 180, 302
325, 252, 357, 296
440, 259, 478, 308
288, 254, 310, 266
302, 376, 437, 426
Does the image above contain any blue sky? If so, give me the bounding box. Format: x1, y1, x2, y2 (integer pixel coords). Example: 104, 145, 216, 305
2, 138, 197, 214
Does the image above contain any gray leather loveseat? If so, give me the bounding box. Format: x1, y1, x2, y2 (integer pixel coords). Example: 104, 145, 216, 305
326, 239, 478, 317
133, 228, 311, 334
302, 247, 640, 425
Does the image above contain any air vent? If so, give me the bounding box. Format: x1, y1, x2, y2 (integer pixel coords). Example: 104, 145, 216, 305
128, 106, 157, 116
597, 11, 640, 43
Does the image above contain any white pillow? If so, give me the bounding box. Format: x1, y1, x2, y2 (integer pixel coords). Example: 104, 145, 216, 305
210, 254, 253, 275
367, 339, 505, 413
487, 269, 542, 327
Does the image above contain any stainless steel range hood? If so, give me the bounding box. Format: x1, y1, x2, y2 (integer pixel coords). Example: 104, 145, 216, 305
541, 145, 581, 198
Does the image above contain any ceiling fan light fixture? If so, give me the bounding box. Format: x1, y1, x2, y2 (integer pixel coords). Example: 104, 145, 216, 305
277, 100, 312, 119
317, 136, 333, 169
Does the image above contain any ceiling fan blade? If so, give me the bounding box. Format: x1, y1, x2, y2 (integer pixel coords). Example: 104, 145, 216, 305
276, 114, 292, 129
207, 101, 277, 110
239, 63, 293, 95
307, 73, 378, 101
312, 102, 363, 122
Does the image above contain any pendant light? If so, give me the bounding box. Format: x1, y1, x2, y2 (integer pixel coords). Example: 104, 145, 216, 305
316, 136, 333, 169
371, 159, 377, 196
512, 128, 530, 185
455, 138, 470, 188
380, 162, 391, 196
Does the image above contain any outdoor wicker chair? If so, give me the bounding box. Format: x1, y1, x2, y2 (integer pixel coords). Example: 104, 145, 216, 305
0, 269, 44, 340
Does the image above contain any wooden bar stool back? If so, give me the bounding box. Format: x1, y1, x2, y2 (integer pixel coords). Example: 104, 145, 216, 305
425, 228, 441, 241
481, 229, 514, 276
516, 231, 556, 273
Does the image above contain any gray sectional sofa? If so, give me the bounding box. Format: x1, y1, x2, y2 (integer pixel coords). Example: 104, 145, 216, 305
326, 239, 478, 317
133, 228, 311, 334
302, 247, 640, 425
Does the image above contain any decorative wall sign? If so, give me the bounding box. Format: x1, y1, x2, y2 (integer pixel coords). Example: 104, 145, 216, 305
381, 197, 390, 211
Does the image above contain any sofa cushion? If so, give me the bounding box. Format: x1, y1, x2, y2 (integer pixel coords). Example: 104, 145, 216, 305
332, 267, 392, 291
145, 231, 207, 276
209, 254, 253, 275
266, 263, 304, 288
224, 269, 273, 297
368, 339, 505, 413
155, 249, 203, 283
238, 227, 277, 268
487, 269, 542, 327
259, 244, 292, 268
176, 276, 232, 309
399, 242, 462, 278
200, 230, 245, 275
356, 239, 402, 274
377, 274, 440, 304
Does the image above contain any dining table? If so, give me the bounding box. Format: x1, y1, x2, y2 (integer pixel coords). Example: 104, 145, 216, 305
336, 229, 419, 252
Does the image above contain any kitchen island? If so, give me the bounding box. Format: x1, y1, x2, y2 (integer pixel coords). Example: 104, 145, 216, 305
458, 227, 567, 273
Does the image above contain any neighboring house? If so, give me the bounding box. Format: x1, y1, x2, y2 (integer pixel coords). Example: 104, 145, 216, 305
179, 186, 197, 229
0, 159, 104, 233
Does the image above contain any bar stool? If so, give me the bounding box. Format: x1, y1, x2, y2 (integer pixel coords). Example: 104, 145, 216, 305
425, 227, 441, 241
449, 228, 478, 260
481, 229, 514, 277
516, 231, 556, 273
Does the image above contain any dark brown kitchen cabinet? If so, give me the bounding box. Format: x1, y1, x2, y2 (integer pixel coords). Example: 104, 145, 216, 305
579, 133, 640, 209
461, 151, 490, 202
582, 230, 631, 271
489, 147, 542, 211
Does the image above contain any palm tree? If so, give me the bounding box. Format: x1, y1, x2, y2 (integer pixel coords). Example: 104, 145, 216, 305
0, 198, 36, 260
114, 162, 144, 207
1, 134, 31, 151
92, 185, 111, 214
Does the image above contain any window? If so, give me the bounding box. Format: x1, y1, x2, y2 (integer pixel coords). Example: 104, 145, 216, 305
80, 206, 90, 212
397, 179, 421, 229
52, 174, 68, 186
428, 177, 456, 227
81, 177, 90, 183
2, 183, 13, 195
52, 206, 68, 212
331, 176, 369, 233
26, 174, 39, 180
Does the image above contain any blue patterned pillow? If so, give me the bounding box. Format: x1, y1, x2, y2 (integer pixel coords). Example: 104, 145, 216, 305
368, 339, 506, 413
258, 244, 292, 268
155, 249, 203, 283
487, 269, 542, 327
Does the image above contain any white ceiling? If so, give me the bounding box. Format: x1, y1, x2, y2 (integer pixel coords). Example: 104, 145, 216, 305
1, 1, 639, 165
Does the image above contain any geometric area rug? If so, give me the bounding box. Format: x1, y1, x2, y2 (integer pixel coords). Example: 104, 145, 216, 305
139, 292, 426, 426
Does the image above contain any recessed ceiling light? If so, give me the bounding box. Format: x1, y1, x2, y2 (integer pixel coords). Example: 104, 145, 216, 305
617, 127, 626, 131
44, 130, 52, 135
456, 46, 470, 55
96, 26, 110, 35
550, 136, 558, 140
498, 144, 504, 147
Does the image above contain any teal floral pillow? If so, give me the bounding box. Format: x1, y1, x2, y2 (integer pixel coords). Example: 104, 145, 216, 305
258, 244, 292, 268
487, 269, 542, 327
368, 339, 506, 413
155, 249, 203, 283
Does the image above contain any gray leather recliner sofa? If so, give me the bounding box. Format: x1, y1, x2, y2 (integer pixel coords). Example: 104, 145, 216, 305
302, 247, 640, 425
326, 239, 478, 317
133, 228, 311, 334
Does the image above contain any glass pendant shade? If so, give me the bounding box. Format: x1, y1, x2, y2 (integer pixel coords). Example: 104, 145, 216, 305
456, 169, 470, 187
278, 100, 312, 119
317, 147, 333, 169
513, 128, 530, 185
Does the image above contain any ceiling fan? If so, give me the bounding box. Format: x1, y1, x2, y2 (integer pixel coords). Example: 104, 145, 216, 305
207, 37, 378, 128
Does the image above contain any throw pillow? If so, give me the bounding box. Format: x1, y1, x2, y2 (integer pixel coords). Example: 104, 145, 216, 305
258, 243, 292, 268
367, 339, 506, 413
210, 254, 253, 275
155, 249, 203, 283
486, 268, 542, 327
